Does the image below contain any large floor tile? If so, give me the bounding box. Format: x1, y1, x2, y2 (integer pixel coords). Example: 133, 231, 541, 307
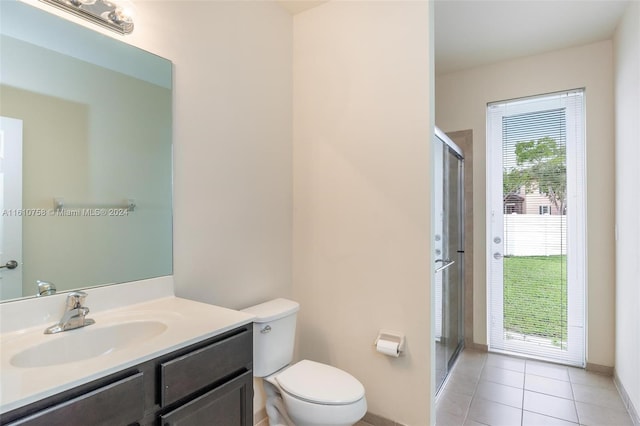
575, 401, 633, 426
481, 365, 525, 388
467, 398, 522, 426
458, 350, 488, 367
463, 419, 490, 426
524, 374, 574, 399
436, 408, 466, 426
525, 360, 570, 381
436, 389, 473, 418
475, 380, 523, 408
522, 411, 578, 426
452, 361, 485, 381
567, 367, 616, 389
445, 373, 480, 397
452, 356, 485, 376
572, 382, 627, 410
523, 391, 578, 423
485, 353, 526, 373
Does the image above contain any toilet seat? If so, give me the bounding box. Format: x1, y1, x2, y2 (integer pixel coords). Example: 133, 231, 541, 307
276, 360, 365, 405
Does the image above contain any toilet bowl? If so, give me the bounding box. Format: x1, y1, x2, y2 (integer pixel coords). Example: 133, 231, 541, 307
266, 360, 367, 426
242, 299, 367, 426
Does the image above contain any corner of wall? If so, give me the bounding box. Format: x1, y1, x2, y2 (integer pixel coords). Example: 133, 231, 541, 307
613, 0, 640, 420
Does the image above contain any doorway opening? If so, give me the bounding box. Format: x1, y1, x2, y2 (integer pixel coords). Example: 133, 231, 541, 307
0, 116, 23, 300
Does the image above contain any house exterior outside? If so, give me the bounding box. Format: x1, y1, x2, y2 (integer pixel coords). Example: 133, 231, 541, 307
504, 186, 564, 216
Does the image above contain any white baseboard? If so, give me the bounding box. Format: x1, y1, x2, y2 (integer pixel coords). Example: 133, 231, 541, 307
614, 371, 640, 426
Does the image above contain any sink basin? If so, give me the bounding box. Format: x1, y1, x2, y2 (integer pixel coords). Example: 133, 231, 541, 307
10, 321, 167, 368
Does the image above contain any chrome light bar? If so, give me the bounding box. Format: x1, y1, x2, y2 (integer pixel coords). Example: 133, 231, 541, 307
39, 0, 134, 35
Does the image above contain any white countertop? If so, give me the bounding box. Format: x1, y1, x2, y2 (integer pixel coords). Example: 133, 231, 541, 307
0, 295, 255, 414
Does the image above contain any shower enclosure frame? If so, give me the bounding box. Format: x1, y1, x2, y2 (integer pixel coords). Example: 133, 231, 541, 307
434, 127, 465, 395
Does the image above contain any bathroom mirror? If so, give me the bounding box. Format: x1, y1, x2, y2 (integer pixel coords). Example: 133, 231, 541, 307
0, 1, 173, 302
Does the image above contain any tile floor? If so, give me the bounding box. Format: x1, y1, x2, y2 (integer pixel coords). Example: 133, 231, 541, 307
436, 350, 634, 426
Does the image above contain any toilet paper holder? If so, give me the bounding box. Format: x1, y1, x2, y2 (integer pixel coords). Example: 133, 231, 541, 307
374, 330, 406, 355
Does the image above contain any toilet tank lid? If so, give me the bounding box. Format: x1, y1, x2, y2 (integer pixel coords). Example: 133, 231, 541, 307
241, 298, 300, 323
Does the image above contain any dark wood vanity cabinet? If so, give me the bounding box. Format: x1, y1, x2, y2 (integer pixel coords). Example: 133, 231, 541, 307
152, 325, 253, 426
1, 325, 253, 426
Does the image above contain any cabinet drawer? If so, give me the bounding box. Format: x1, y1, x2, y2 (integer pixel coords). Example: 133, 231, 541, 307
160, 329, 252, 407
7, 372, 144, 426
159, 370, 253, 426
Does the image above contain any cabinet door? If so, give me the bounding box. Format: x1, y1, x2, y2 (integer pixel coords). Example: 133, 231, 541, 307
6, 372, 144, 426
159, 371, 252, 426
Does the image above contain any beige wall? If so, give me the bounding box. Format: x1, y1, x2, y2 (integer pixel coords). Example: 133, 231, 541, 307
436, 40, 616, 367
292, 2, 433, 424
125, 1, 294, 310
614, 0, 640, 418
123, 2, 293, 419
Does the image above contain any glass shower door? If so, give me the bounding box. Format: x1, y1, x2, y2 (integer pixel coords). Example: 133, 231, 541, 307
434, 129, 465, 394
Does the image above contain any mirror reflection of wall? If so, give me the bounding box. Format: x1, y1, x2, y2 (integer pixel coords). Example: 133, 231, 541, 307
0, 1, 173, 301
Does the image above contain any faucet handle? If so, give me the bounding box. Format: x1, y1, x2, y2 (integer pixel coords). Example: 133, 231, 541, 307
37, 280, 57, 297
66, 291, 88, 309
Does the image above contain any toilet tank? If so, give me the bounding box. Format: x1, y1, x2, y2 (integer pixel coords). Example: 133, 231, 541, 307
242, 298, 300, 377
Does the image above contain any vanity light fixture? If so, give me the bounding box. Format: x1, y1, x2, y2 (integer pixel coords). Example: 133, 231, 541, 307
39, 0, 134, 35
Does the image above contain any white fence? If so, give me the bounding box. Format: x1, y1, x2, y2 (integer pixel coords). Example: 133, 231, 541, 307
504, 214, 566, 256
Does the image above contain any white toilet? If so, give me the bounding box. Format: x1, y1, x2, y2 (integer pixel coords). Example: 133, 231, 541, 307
242, 298, 367, 426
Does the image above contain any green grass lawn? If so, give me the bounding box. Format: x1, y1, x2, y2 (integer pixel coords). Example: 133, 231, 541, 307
503, 255, 567, 344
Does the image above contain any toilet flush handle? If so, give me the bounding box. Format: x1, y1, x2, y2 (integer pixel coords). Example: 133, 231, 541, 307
260, 325, 272, 334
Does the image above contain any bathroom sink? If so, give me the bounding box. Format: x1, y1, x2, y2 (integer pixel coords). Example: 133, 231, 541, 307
10, 321, 167, 368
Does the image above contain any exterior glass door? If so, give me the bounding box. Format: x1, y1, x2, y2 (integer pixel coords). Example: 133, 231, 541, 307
434, 128, 464, 394
487, 91, 585, 366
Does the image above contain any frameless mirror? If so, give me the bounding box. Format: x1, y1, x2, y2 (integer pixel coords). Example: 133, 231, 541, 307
0, 0, 173, 302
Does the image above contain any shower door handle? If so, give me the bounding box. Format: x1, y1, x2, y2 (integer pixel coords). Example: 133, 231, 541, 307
435, 259, 455, 273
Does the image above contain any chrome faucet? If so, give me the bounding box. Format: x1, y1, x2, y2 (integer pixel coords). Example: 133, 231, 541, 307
37, 280, 57, 297
44, 291, 95, 334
